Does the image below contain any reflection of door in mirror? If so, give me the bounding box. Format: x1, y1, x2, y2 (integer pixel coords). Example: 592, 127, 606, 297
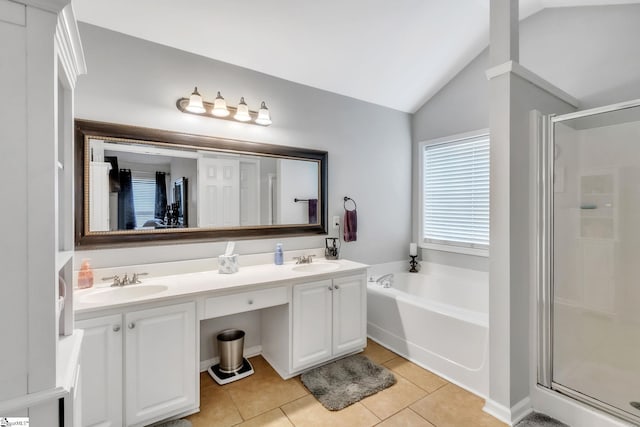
239, 160, 260, 226
198, 156, 240, 227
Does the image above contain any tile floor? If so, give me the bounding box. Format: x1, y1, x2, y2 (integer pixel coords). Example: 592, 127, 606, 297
186, 339, 506, 427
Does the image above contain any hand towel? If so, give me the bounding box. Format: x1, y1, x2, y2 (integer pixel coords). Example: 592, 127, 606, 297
308, 199, 318, 224
344, 209, 357, 242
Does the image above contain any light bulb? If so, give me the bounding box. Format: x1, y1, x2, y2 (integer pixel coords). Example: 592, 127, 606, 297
185, 87, 206, 113
234, 97, 252, 122
255, 101, 272, 126
212, 91, 230, 117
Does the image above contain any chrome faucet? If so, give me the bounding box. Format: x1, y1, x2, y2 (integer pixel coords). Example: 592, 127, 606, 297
103, 275, 122, 287
102, 272, 148, 287
132, 272, 148, 284
294, 254, 316, 264
376, 273, 394, 288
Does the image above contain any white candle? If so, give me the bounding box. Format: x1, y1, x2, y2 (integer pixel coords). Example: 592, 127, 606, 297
409, 242, 417, 256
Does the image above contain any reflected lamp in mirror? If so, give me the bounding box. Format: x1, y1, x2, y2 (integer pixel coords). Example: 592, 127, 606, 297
74, 119, 327, 248
177, 87, 272, 126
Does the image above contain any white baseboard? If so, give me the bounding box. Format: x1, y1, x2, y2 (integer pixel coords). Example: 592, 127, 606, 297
483, 396, 532, 426
199, 344, 262, 372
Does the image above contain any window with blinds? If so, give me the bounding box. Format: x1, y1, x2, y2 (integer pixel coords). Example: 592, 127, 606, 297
421, 133, 489, 251
131, 172, 156, 227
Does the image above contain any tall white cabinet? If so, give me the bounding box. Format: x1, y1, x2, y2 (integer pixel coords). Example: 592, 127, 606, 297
0, 0, 86, 424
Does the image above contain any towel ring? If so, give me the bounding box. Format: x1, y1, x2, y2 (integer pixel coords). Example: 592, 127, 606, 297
343, 196, 357, 211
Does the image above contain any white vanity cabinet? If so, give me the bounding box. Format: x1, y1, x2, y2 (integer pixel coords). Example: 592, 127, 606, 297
76, 302, 197, 427
291, 274, 367, 371
125, 302, 197, 426
76, 315, 123, 427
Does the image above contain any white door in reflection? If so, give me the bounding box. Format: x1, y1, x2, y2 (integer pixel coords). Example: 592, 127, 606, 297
198, 157, 240, 227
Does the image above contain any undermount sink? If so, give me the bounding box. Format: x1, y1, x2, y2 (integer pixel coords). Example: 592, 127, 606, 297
291, 262, 340, 273
79, 285, 169, 304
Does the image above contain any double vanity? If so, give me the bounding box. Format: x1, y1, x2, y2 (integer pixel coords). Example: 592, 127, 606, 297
74, 256, 368, 427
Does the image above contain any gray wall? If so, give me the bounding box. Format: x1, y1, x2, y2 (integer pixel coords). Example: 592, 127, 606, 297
411, 4, 640, 272
75, 23, 412, 267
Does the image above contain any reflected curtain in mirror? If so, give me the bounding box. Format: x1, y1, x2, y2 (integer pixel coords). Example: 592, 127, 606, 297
155, 171, 167, 221
117, 169, 136, 230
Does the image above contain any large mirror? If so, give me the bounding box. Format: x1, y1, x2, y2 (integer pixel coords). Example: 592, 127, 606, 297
75, 120, 328, 247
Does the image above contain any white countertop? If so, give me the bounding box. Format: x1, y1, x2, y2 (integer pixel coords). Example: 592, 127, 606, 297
74, 258, 368, 314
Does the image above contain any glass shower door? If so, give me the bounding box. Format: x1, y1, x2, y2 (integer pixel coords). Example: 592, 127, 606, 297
549, 102, 640, 424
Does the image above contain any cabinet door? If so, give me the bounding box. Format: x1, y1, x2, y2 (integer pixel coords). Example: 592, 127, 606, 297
292, 280, 333, 370
332, 274, 367, 356
125, 302, 196, 426
76, 315, 123, 427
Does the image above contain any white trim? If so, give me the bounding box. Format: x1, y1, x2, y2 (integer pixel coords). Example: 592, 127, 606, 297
0, 386, 68, 415
422, 242, 489, 257
418, 129, 491, 256
511, 397, 534, 425
55, 4, 86, 89
485, 60, 581, 108
483, 399, 511, 424
483, 397, 532, 426
418, 128, 490, 148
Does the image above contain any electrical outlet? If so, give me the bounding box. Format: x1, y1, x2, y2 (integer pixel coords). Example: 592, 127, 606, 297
332, 216, 340, 229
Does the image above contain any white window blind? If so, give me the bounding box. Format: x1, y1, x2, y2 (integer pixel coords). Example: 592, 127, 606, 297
131, 172, 156, 227
422, 134, 489, 249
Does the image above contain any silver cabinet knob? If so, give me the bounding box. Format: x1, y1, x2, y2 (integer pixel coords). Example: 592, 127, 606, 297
248, 299, 254, 305
113, 325, 121, 332
334, 285, 340, 290
328, 286, 333, 291
128, 323, 135, 329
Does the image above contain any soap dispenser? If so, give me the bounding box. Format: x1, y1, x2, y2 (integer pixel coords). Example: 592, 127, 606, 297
274, 243, 284, 265
77, 259, 94, 289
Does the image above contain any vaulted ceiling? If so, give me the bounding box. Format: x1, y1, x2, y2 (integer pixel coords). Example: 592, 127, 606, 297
72, 0, 640, 113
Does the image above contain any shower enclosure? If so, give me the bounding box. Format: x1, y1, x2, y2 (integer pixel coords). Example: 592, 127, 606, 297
538, 99, 640, 425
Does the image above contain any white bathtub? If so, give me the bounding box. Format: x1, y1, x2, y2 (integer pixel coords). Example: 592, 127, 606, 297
367, 264, 489, 397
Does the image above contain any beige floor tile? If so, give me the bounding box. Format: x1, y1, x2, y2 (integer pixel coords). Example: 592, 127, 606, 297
410, 383, 507, 427
281, 394, 380, 427
362, 339, 397, 365
384, 357, 448, 393
186, 386, 243, 427
234, 408, 294, 427
226, 359, 308, 420
360, 375, 427, 420
376, 408, 435, 427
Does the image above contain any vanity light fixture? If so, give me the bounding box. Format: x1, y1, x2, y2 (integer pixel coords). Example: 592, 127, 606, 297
185, 87, 206, 113
176, 87, 272, 126
234, 97, 252, 122
212, 91, 230, 117
255, 102, 272, 126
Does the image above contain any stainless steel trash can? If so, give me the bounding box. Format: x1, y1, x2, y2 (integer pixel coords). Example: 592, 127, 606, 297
217, 329, 245, 373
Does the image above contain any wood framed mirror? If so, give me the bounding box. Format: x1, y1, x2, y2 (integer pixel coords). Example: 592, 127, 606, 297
75, 119, 328, 248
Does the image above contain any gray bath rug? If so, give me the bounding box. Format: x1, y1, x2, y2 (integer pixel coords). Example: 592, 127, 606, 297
152, 419, 192, 427
515, 412, 569, 427
300, 354, 396, 411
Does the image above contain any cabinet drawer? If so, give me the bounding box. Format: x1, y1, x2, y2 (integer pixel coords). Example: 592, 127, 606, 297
204, 286, 288, 319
